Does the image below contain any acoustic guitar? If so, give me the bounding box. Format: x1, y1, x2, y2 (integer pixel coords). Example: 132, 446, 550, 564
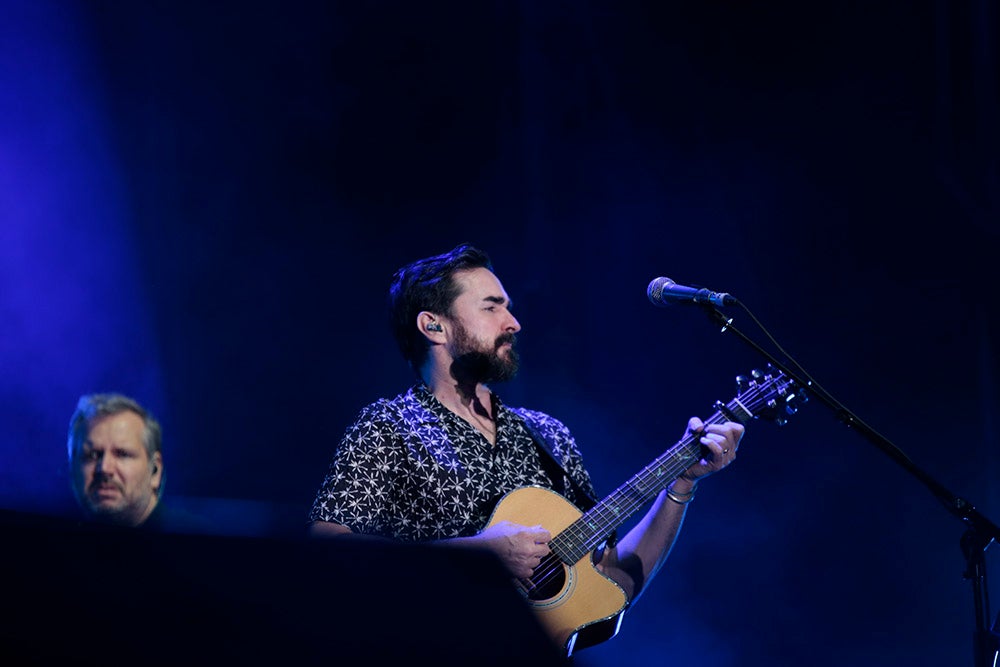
486, 366, 804, 656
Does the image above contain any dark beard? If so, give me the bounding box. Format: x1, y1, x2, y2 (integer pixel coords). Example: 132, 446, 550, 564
451, 331, 520, 384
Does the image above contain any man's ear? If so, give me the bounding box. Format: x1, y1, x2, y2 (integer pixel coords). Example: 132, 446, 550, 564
417, 311, 444, 337
150, 451, 163, 490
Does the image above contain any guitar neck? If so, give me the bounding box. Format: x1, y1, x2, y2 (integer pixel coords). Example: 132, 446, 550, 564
552, 401, 751, 564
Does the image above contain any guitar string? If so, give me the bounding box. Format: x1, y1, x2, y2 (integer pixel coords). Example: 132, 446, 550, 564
521, 388, 759, 594
520, 424, 708, 595
519, 377, 785, 595
521, 426, 709, 594
558, 379, 777, 558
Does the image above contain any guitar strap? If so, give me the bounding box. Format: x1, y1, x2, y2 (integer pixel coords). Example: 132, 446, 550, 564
518, 415, 619, 551
516, 414, 598, 512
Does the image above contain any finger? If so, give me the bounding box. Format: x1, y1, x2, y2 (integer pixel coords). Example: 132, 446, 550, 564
703, 424, 742, 451
694, 436, 729, 465
704, 439, 726, 459
531, 525, 552, 542
702, 422, 740, 438
699, 431, 727, 451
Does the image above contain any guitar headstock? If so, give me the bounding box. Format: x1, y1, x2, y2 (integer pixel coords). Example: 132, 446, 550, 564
732, 365, 806, 426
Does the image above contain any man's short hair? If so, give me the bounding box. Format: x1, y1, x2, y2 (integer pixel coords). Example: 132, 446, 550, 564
388, 243, 493, 372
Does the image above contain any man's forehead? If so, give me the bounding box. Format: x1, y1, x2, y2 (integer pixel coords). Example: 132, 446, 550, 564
455, 267, 510, 302
82, 434, 143, 448
86, 411, 145, 438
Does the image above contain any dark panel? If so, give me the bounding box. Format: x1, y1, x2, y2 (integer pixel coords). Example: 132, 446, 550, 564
0, 509, 567, 666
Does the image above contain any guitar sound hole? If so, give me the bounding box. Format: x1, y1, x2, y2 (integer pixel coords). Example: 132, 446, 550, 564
523, 554, 567, 601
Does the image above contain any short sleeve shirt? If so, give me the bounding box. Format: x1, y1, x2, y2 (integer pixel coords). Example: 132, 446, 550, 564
308, 384, 596, 542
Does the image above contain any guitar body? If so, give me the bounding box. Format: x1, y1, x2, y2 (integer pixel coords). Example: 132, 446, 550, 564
486, 486, 628, 655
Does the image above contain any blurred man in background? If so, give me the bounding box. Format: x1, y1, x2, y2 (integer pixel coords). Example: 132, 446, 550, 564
67, 392, 167, 529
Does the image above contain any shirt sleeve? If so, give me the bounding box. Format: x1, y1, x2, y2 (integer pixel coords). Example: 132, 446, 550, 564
307, 402, 403, 536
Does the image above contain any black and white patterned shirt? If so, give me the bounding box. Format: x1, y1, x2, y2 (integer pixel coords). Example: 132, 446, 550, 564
308, 384, 597, 542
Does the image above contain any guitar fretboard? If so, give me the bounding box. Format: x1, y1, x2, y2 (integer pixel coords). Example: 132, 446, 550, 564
549, 385, 768, 565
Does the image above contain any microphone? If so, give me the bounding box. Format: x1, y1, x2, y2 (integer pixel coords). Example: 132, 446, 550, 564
647, 276, 736, 307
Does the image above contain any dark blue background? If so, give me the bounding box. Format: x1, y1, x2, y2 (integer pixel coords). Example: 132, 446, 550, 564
2, 2, 998, 665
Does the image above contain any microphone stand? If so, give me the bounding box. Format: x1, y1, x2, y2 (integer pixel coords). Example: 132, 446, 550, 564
698, 304, 1000, 667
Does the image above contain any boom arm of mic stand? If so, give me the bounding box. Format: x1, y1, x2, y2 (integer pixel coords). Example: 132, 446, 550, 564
698, 304, 1000, 667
